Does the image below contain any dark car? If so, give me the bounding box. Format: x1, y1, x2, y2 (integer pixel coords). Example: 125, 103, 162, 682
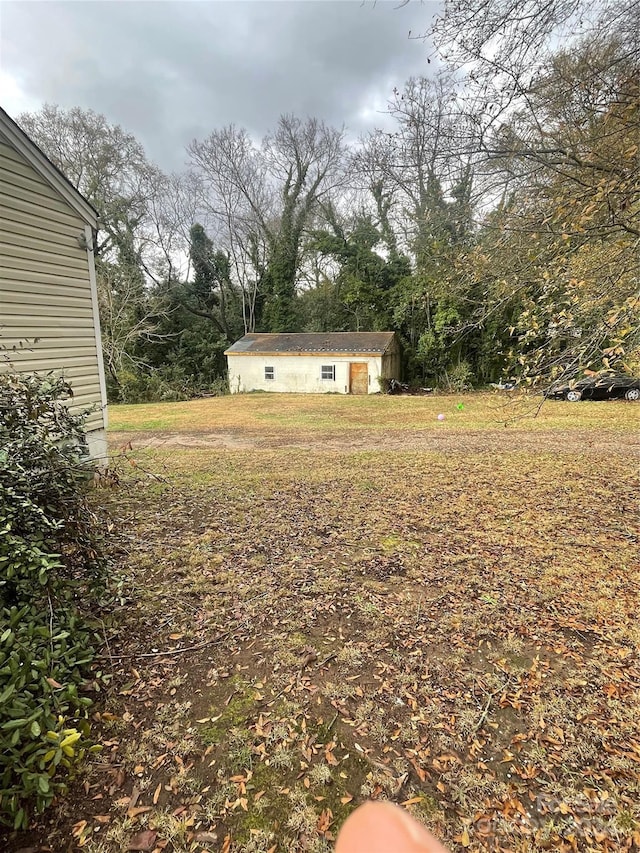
546, 374, 640, 402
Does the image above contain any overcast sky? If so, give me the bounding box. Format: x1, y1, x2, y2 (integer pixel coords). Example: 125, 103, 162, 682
0, 1, 440, 170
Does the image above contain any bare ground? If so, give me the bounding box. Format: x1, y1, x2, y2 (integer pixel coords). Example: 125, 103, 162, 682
109, 427, 640, 456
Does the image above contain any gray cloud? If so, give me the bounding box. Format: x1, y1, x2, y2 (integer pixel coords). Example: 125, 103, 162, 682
0, 1, 439, 169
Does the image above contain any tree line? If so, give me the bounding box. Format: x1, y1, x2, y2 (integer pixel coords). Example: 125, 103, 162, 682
18, 0, 639, 401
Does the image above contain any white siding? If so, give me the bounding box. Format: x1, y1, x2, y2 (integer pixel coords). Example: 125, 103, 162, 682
0, 132, 105, 432
227, 353, 385, 394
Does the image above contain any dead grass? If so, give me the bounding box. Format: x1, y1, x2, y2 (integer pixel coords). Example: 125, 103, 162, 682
109, 391, 638, 434
4, 394, 639, 852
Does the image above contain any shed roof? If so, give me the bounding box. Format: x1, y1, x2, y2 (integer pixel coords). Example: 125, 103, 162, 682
0, 107, 99, 230
225, 332, 397, 356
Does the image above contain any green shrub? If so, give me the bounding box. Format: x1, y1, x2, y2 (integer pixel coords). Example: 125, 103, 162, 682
207, 376, 230, 397
443, 361, 475, 392
0, 372, 104, 828
108, 365, 229, 403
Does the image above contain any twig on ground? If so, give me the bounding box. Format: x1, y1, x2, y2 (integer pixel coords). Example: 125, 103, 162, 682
100, 628, 236, 660
475, 692, 495, 732
474, 677, 512, 732
101, 618, 115, 671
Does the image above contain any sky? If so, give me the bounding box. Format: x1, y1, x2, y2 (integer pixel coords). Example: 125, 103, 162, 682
0, 0, 440, 170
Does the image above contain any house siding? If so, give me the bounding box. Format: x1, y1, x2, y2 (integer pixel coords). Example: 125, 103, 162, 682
0, 131, 105, 434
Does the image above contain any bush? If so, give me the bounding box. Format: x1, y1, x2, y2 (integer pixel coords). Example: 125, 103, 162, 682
443, 361, 475, 392
108, 366, 229, 403
0, 372, 104, 828
207, 376, 230, 398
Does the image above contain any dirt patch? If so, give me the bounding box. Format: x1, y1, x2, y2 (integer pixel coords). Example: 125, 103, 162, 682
112, 430, 259, 451
109, 426, 640, 456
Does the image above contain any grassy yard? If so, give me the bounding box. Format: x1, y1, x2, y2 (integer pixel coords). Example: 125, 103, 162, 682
8, 394, 639, 852
109, 390, 636, 435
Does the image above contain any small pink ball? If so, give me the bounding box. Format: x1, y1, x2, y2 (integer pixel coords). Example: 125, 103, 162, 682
437, 413, 445, 421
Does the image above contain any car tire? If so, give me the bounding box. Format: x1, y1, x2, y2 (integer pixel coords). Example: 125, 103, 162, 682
625, 388, 640, 401
565, 390, 582, 402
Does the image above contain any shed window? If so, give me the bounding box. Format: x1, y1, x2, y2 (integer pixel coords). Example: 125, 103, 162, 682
321, 365, 335, 381
264, 366, 275, 380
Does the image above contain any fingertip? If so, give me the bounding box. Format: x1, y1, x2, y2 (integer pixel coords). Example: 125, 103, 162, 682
335, 801, 449, 853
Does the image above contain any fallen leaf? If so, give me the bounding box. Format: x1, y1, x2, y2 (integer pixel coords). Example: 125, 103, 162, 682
128, 829, 157, 851
301, 649, 318, 668
101, 711, 119, 721
127, 806, 152, 819
317, 808, 334, 833
72, 820, 88, 839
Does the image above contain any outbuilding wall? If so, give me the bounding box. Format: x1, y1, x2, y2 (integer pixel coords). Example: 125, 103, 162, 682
227, 353, 387, 394
381, 341, 401, 382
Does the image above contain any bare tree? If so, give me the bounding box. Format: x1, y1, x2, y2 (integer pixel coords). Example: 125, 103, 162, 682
409, 1, 640, 382
354, 73, 477, 282
139, 171, 198, 286
431, 0, 638, 87
188, 115, 346, 331
18, 105, 177, 384
185, 132, 267, 333
428, 0, 640, 192
18, 104, 162, 260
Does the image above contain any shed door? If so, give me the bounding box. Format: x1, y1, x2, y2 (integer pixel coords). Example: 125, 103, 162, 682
349, 362, 368, 395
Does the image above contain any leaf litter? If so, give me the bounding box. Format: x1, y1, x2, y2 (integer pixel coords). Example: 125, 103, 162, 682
5, 402, 640, 853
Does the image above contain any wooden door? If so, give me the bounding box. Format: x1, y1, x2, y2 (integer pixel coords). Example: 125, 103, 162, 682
349, 362, 368, 395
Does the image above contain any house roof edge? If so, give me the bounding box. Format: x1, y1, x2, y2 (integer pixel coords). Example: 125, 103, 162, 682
0, 107, 99, 229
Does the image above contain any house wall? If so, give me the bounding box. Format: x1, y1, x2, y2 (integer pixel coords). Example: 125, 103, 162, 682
0, 129, 107, 452
227, 353, 388, 394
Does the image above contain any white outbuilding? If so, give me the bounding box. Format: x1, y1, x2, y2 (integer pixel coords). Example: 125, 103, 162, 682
225, 332, 401, 395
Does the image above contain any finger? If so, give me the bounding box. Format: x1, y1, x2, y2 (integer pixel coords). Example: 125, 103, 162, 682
335, 801, 450, 853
